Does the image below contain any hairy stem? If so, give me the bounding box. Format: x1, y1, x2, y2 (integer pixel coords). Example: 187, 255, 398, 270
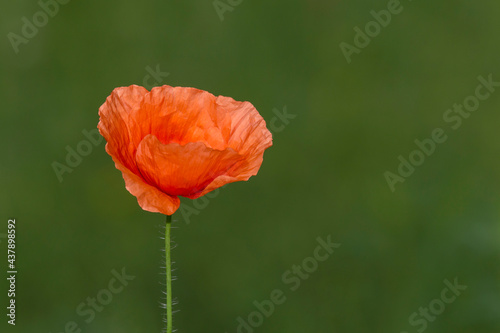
165, 214, 172, 333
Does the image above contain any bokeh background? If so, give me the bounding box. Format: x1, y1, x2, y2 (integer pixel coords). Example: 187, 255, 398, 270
1, 0, 500, 332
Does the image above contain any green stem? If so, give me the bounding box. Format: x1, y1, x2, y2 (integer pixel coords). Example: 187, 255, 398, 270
165, 214, 172, 333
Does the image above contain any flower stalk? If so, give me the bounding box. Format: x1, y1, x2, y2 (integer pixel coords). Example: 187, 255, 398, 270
165, 214, 172, 333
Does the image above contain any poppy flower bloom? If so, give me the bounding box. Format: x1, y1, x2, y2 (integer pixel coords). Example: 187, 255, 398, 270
98, 85, 273, 215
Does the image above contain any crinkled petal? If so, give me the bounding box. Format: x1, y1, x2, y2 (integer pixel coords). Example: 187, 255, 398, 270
135, 134, 243, 197
184, 97, 273, 198
188, 149, 268, 199
135, 86, 230, 150
98, 85, 149, 174
107, 144, 180, 215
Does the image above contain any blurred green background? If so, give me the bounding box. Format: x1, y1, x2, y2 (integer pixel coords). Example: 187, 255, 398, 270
1, 0, 500, 332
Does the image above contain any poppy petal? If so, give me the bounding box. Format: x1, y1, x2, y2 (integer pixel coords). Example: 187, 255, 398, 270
185, 97, 273, 198
218, 97, 273, 160
107, 146, 181, 215
136, 86, 229, 150
98, 85, 149, 174
135, 134, 243, 197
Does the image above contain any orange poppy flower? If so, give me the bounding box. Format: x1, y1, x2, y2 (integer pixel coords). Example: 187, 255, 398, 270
98, 85, 273, 215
